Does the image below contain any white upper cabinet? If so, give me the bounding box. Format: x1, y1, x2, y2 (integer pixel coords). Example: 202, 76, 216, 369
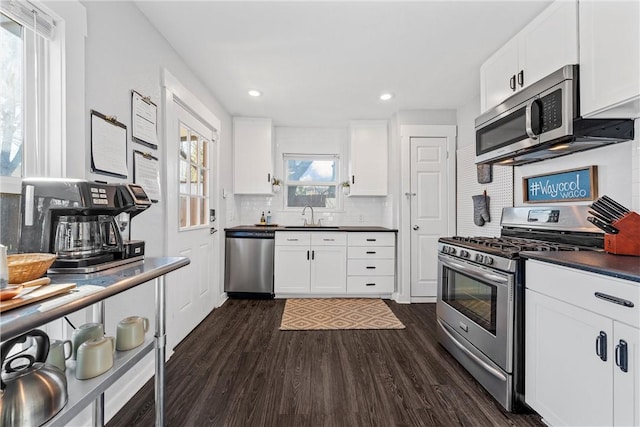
480, 0, 578, 112
348, 120, 388, 196
579, 0, 640, 119
233, 117, 273, 194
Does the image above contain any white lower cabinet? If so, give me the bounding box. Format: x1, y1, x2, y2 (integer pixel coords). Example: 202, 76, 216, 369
525, 260, 640, 427
347, 232, 396, 294
274, 231, 396, 296
274, 232, 346, 294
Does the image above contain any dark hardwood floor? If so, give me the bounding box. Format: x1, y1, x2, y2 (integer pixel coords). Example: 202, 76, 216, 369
108, 299, 544, 427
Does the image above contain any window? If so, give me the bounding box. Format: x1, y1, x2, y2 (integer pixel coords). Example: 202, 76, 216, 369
179, 122, 210, 229
284, 154, 339, 210
0, 1, 56, 192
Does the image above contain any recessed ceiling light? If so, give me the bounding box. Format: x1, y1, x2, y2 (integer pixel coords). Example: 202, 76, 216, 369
248, 89, 262, 97
380, 93, 394, 101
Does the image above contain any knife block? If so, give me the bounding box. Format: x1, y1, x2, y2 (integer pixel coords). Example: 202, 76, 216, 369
605, 212, 640, 256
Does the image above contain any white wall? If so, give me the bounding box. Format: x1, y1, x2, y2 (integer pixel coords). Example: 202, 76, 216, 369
456, 97, 513, 236
514, 139, 635, 208
47, 1, 233, 424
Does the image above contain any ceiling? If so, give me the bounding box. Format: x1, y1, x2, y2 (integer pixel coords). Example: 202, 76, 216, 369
135, 1, 551, 128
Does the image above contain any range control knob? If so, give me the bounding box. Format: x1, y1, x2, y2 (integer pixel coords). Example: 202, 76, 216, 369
475, 254, 484, 263
448, 247, 456, 256
441, 246, 448, 254
460, 250, 470, 258
484, 256, 494, 266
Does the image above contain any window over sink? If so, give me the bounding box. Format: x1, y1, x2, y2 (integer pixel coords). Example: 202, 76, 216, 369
283, 154, 341, 210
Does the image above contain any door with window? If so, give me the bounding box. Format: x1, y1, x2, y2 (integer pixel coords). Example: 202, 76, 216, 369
165, 98, 218, 352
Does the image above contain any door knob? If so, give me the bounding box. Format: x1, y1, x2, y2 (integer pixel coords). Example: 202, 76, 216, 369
413, 225, 420, 230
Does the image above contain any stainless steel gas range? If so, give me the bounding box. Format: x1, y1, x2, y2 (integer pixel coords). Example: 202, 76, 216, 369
436, 205, 604, 412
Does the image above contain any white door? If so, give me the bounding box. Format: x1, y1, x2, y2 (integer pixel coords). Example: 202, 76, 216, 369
480, 39, 518, 112
613, 321, 640, 426
525, 290, 613, 427
410, 137, 450, 298
310, 246, 347, 293
165, 100, 218, 352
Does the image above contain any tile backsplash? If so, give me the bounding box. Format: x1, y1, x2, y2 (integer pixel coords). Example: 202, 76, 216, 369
231, 194, 393, 228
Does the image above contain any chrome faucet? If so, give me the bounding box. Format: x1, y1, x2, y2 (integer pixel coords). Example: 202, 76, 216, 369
302, 205, 315, 226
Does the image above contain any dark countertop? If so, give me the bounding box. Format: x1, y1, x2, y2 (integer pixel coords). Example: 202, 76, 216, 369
521, 251, 640, 283
225, 225, 397, 232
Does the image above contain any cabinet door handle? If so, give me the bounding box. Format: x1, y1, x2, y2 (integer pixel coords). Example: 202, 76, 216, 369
268, 173, 271, 182
307, 250, 310, 260
366, 266, 376, 269
509, 75, 516, 91
365, 283, 376, 287
323, 238, 335, 241
517, 70, 524, 87
352, 175, 355, 185
311, 250, 315, 260
594, 292, 635, 308
596, 331, 608, 362
287, 238, 299, 241
366, 238, 377, 242
615, 339, 628, 373
366, 251, 376, 254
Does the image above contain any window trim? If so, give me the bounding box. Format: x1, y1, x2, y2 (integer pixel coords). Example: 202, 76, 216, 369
282, 153, 342, 211
0, 0, 65, 194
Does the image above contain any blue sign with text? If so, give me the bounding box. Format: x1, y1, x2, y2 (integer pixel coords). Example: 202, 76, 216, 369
525, 168, 594, 202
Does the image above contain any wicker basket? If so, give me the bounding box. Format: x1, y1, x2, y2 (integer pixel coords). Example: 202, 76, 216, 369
7, 253, 57, 284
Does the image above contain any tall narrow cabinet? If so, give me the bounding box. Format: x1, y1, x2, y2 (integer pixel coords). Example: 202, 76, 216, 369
233, 117, 274, 194
348, 120, 388, 196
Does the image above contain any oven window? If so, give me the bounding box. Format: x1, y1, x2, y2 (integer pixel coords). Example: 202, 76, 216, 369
476, 107, 527, 155
443, 269, 497, 334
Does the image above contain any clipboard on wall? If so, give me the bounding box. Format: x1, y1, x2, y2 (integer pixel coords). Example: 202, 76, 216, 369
90, 110, 128, 178
133, 150, 161, 203
131, 90, 158, 149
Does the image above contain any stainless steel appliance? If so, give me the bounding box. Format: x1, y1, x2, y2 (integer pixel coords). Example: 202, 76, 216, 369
475, 65, 634, 165
19, 178, 151, 272
0, 329, 68, 426
224, 229, 274, 298
436, 205, 604, 411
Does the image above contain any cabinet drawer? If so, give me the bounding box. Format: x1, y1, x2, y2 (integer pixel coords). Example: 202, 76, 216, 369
527, 260, 640, 327
275, 232, 310, 246
348, 259, 395, 276
347, 276, 394, 294
348, 232, 395, 247
311, 232, 347, 246
348, 246, 395, 259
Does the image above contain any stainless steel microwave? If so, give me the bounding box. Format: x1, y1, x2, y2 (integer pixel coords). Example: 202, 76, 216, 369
475, 65, 634, 166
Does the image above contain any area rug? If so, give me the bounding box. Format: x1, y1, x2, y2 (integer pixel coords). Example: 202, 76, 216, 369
279, 298, 405, 330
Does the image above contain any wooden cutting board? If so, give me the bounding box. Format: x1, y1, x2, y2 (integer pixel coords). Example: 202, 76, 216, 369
0, 283, 76, 312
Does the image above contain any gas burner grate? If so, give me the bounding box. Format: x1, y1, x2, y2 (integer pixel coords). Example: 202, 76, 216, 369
448, 235, 583, 254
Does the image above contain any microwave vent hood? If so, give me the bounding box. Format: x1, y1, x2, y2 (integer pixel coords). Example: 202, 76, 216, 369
475, 64, 635, 166
492, 118, 635, 166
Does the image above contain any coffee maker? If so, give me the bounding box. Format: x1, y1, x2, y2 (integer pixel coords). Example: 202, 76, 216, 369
19, 178, 151, 272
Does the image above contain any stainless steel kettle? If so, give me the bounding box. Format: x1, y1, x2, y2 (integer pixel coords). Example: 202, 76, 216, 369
0, 329, 68, 426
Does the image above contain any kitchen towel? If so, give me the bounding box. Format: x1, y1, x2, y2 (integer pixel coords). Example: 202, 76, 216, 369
477, 164, 492, 184
472, 193, 491, 226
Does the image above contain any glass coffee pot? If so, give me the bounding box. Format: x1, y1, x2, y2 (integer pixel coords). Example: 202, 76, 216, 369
53, 215, 123, 259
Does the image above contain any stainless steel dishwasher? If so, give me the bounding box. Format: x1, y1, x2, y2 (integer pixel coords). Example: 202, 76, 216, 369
224, 229, 274, 298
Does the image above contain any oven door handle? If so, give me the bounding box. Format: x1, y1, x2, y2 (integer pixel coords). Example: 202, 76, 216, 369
438, 319, 508, 382
439, 256, 509, 285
